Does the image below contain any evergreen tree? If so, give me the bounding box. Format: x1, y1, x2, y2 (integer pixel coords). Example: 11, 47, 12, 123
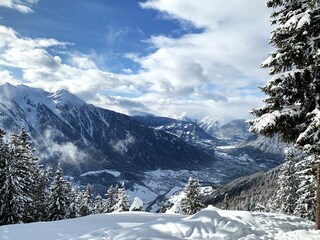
94, 194, 104, 214
15, 128, 40, 222
79, 184, 93, 217
0, 148, 23, 224
48, 163, 70, 221
249, 0, 320, 228
66, 187, 79, 219
180, 177, 204, 215
272, 148, 300, 215
0, 129, 38, 224
294, 155, 317, 221
0, 128, 6, 190
112, 182, 129, 212
0, 128, 8, 225
104, 185, 118, 213
33, 166, 52, 221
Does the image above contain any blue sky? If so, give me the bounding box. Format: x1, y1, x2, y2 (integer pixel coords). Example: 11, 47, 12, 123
0, 0, 272, 122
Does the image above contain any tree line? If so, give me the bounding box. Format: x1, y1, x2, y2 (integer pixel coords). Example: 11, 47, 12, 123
0, 127, 205, 226
0, 127, 143, 226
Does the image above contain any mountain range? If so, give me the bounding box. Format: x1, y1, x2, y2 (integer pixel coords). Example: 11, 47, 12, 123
0, 83, 215, 171
0, 83, 285, 210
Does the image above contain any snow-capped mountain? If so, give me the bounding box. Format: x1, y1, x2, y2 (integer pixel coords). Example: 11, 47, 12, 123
133, 114, 284, 170
0, 83, 214, 174
132, 115, 221, 153
212, 119, 253, 144
197, 116, 221, 137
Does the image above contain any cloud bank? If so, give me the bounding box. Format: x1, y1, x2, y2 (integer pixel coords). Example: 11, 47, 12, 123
0, 0, 273, 121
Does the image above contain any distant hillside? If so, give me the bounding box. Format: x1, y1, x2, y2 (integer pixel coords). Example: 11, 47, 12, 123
203, 167, 280, 211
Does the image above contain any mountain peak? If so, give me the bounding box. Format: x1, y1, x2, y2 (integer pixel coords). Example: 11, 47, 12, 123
50, 89, 86, 107
0, 83, 50, 107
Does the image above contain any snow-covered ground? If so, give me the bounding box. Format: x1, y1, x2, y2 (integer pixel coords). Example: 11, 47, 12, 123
1, 206, 319, 240
126, 169, 220, 212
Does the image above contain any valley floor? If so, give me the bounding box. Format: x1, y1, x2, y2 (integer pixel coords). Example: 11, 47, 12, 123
0, 206, 319, 240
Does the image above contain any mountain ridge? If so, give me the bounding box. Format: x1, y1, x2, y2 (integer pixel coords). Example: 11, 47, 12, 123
0, 83, 215, 174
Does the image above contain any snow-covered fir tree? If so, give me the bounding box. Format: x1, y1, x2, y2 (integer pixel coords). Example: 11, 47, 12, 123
94, 194, 104, 214
249, 0, 320, 228
0, 128, 6, 190
13, 128, 39, 223
66, 187, 79, 219
48, 163, 71, 221
104, 185, 118, 213
0, 128, 8, 225
294, 155, 317, 221
33, 166, 52, 221
180, 177, 204, 215
271, 148, 300, 215
112, 182, 130, 212
79, 184, 93, 217
0, 129, 40, 224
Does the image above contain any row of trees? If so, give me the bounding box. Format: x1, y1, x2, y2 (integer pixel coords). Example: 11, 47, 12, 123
0, 126, 206, 226
0, 127, 142, 226
48, 169, 140, 221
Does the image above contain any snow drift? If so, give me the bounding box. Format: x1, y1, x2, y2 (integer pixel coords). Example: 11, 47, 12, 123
0, 206, 319, 240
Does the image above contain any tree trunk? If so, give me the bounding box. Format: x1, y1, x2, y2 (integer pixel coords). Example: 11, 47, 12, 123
316, 162, 320, 229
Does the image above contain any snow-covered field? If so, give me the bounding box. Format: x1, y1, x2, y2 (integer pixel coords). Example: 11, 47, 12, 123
1, 206, 319, 240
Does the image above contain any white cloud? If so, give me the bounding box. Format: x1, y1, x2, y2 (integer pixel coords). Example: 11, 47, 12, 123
119, 0, 272, 120
135, 0, 271, 91
111, 134, 136, 155
71, 56, 97, 70
42, 129, 88, 165
0, 25, 128, 102
0, 0, 39, 13
0, 1, 273, 122
0, 69, 20, 85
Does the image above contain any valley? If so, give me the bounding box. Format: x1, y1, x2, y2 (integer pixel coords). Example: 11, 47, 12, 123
0, 83, 285, 211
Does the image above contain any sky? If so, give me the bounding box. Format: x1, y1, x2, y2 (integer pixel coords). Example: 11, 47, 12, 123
0, 0, 273, 122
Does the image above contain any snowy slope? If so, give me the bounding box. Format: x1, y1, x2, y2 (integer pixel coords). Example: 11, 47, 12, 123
1, 206, 319, 240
